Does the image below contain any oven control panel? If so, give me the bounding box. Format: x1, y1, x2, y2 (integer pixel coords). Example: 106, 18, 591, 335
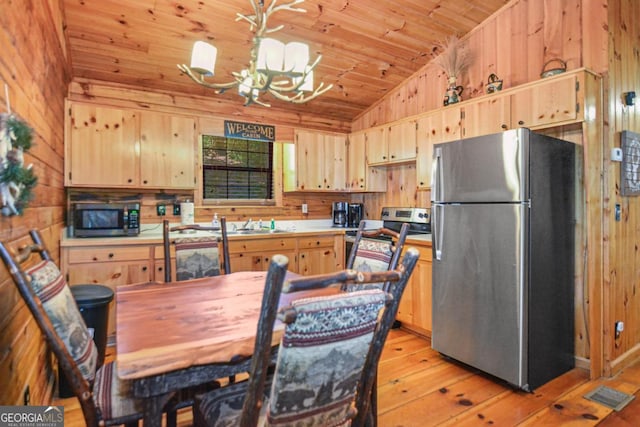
381, 207, 430, 224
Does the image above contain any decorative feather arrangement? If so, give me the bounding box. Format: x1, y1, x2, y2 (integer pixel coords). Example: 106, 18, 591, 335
432, 36, 472, 80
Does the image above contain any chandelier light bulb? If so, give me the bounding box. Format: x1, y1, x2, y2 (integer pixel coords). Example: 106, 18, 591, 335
190, 41, 217, 76
284, 42, 309, 75
257, 38, 285, 72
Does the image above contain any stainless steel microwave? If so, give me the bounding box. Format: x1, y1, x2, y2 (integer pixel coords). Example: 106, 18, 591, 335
70, 202, 140, 237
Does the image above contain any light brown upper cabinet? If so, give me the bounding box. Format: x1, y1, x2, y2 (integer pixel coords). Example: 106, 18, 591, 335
139, 112, 196, 189
347, 130, 387, 192
367, 119, 417, 165
66, 103, 140, 187
291, 129, 347, 191
65, 102, 196, 189
416, 107, 462, 190
462, 71, 582, 139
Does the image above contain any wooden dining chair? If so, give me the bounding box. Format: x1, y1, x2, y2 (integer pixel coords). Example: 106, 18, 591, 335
0, 230, 183, 427
162, 217, 231, 282
344, 220, 410, 291
193, 247, 420, 427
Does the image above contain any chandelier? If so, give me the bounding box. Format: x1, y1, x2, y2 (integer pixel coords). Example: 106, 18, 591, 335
177, 0, 332, 107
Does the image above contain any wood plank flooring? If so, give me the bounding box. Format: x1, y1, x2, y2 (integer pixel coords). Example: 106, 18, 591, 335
53, 329, 640, 426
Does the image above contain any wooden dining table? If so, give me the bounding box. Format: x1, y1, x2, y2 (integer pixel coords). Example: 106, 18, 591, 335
116, 270, 338, 427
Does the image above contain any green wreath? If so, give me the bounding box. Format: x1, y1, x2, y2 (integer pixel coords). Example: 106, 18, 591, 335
1, 113, 37, 216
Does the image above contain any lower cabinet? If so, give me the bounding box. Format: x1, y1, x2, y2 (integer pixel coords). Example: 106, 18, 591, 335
396, 242, 433, 336
228, 237, 298, 273
297, 236, 343, 276
62, 245, 152, 337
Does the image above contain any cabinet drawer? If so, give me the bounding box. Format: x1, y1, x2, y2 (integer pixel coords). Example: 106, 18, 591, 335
67, 246, 151, 263
228, 238, 296, 253
297, 236, 336, 249
405, 242, 432, 261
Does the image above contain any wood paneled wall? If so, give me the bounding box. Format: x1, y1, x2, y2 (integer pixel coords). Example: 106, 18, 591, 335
0, 0, 69, 405
604, 0, 640, 375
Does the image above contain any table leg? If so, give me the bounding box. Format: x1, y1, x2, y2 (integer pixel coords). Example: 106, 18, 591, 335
142, 392, 175, 427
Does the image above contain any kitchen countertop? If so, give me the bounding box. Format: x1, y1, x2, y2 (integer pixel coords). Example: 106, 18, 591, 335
61, 219, 431, 247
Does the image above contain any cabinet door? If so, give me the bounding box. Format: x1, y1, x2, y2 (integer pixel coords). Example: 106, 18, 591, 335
440, 106, 462, 142
67, 104, 139, 186
140, 112, 196, 189
295, 129, 324, 190
387, 119, 417, 162
511, 74, 577, 128
68, 261, 151, 336
366, 125, 389, 164
323, 133, 347, 191
411, 256, 433, 332
230, 253, 265, 272
416, 114, 435, 190
347, 131, 387, 192
297, 236, 337, 275
462, 96, 511, 138
347, 131, 367, 191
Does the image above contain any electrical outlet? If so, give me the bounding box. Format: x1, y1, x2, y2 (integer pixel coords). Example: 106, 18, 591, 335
23, 385, 30, 406
156, 204, 166, 216
173, 203, 181, 216
615, 321, 624, 339
302, 203, 308, 214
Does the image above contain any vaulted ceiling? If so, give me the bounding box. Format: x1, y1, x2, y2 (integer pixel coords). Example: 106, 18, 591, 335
62, 0, 510, 123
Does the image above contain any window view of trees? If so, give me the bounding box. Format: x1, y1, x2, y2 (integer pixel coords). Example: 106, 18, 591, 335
202, 135, 274, 200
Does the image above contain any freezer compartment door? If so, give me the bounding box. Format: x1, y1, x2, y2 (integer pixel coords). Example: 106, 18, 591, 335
431, 203, 528, 388
432, 128, 528, 203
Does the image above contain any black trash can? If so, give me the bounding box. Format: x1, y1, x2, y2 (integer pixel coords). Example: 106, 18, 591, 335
59, 284, 114, 398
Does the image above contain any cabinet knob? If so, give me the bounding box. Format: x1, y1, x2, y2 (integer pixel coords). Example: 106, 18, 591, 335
142, 266, 148, 271
420, 181, 425, 185
143, 180, 148, 184
108, 253, 114, 258
501, 124, 508, 129
391, 155, 395, 159
518, 120, 525, 125
128, 178, 132, 183
383, 156, 387, 160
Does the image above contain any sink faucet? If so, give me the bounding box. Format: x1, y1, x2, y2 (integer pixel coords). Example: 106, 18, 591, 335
242, 218, 253, 229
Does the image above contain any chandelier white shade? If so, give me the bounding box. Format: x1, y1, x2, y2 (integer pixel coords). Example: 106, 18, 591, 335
178, 0, 332, 107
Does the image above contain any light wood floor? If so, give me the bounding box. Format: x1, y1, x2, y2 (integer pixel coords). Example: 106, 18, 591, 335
54, 329, 640, 426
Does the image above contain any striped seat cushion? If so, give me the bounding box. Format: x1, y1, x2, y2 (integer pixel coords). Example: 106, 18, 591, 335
92, 361, 143, 420
174, 237, 221, 280
26, 260, 98, 382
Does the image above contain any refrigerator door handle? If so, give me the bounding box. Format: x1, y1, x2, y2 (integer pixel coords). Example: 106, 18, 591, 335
431, 147, 443, 203
433, 204, 443, 260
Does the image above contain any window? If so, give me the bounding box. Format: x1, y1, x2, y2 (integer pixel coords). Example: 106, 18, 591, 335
202, 135, 274, 200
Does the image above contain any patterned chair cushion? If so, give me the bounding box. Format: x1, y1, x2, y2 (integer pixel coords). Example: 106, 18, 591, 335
93, 361, 143, 420
267, 289, 387, 426
195, 378, 270, 427
26, 260, 98, 382
349, 239, 393, 291
174, 237, 221, 280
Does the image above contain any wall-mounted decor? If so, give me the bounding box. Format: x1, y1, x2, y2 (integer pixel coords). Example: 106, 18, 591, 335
621, 130, 640, 196
0, 113, 37, 215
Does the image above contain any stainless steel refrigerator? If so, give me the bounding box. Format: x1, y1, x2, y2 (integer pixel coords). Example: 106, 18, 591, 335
430, 128, 576, 391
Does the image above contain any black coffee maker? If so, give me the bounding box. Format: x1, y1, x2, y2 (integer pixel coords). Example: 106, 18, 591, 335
332, 202, 348, 227
347, 203, 364, 227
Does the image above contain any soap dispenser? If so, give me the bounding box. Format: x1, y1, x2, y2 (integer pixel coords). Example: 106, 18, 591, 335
211, 213, 220, 229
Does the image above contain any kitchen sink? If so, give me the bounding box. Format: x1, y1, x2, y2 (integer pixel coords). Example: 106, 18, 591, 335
231, 228, 287, 235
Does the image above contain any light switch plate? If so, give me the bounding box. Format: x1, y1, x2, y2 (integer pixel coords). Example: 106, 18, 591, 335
302, 203, 308, 214
611, 147, 623, 162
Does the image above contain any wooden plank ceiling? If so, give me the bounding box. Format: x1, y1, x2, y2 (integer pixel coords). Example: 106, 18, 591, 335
62, 0, 510, 123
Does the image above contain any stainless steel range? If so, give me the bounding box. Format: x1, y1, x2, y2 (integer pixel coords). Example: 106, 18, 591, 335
345, 206, 430, 258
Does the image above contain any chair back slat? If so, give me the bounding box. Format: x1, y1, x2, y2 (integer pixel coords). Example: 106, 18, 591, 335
163, 218, 231, 282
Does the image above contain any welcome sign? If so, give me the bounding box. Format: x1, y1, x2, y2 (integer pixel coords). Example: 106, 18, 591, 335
224, 120, 275, 142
